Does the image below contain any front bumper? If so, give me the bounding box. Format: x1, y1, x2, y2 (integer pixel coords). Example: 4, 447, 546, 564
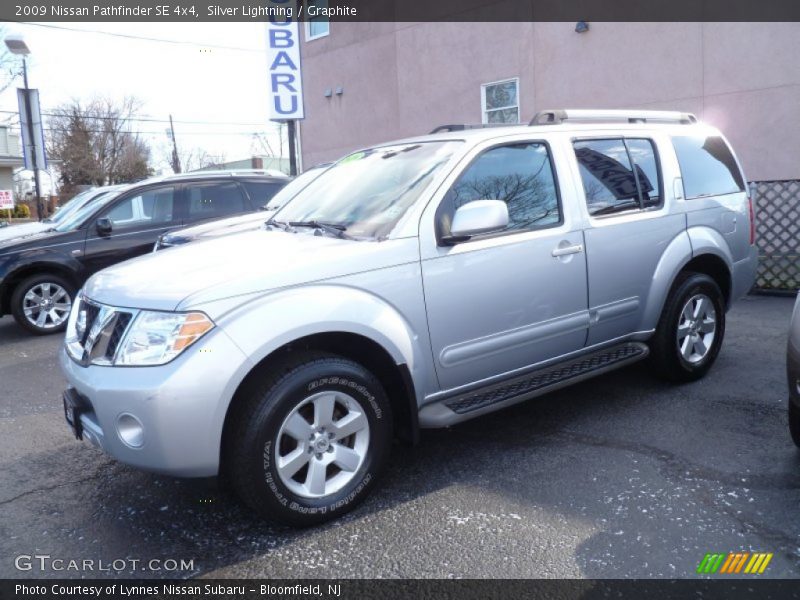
59, 327, 252, 477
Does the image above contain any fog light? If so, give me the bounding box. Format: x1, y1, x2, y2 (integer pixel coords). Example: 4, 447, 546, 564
117, 413, 144, 448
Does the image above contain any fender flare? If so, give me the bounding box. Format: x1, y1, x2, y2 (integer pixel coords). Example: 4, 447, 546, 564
0, 254, 84, 313
210, 284, 432, 444
639, 227, 733, 331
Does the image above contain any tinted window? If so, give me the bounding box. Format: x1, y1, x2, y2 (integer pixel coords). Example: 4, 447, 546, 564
186, 182, 247, 220
672, 135, 744, 199
240, 181, 285, 208
101, 187, 175, 228
626, 139, 662, 208
444, 143, 561, 234
574, 139, 640, 216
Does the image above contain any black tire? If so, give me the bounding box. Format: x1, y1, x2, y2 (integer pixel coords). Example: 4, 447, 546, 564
649, 272, 726, 382
11, 273, 76, 335
790, 402, 800, 448
225, 352, 393, 526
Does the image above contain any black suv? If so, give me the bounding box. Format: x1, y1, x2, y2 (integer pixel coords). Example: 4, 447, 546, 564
0, 171, 288, 335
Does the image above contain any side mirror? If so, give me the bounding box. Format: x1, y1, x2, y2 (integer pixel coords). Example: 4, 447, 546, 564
444, 200, 509, 244
96, 218, 113, 236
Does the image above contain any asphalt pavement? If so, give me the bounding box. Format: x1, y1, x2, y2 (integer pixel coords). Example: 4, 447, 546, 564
1, 294, 799, 579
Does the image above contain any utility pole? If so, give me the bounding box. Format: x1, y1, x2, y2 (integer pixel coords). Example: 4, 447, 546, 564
21, 57, 43, 221
169, 114, 181, 173
287, 120, 297, 176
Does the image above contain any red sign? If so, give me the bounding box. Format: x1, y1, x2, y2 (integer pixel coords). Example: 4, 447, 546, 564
0, 190, 13, 210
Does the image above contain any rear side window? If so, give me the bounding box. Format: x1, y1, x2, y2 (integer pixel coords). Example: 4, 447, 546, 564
672, 135, 745, 199
186, 182, 248, 220
574, 138, 662, 216
240, 181, 285, 208
444, 142, 562, 233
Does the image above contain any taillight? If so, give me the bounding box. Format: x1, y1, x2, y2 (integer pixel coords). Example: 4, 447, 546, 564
748, 196, 756, 245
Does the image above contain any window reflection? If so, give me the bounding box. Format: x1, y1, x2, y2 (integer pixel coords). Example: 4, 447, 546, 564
445, 143, 561, 232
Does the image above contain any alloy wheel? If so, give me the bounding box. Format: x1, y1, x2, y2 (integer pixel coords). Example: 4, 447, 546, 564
275, 390, 370, 498
22, 282, 72, 330
676, 293, 717, 364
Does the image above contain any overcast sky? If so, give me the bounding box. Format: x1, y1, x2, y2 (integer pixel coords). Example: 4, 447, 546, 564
1, 22, 284, 174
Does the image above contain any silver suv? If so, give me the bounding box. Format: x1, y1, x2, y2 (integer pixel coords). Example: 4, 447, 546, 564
60, 110, 758, 526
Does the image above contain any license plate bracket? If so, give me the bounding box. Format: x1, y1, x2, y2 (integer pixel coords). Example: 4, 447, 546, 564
62, 389, 85, 440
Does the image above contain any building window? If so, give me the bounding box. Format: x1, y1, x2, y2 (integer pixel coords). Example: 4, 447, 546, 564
481, 78, 520, 124
305, 0, 330, 41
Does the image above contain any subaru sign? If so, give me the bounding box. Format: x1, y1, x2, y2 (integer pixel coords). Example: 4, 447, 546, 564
266, 3, 304, 121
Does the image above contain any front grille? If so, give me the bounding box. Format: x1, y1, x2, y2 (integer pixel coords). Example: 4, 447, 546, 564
107, 312, 132, 357
79, 302, 100, 345
69, 296, 134, 365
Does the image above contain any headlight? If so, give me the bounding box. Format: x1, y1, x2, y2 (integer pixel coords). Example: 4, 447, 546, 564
116, 311, 214, 366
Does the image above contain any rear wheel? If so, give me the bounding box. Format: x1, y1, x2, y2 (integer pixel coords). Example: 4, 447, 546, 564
225, 352, 392, 526
790, 402, 800, 448
649, 272, 726, 382
11, 273, 76, 335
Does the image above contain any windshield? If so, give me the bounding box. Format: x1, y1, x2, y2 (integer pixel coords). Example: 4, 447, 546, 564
54, 190, 122, 232
264, 166, 328, 210
49, 188, 96, 223
273, 142, 460, 239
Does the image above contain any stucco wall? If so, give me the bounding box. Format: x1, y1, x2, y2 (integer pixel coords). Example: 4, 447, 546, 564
299, 22, 800, 181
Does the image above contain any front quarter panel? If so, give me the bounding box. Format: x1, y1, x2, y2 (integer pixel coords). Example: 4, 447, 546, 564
210, 273, 435, 407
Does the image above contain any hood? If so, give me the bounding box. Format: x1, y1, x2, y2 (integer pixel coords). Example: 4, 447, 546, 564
0, 222, 50, 244
164, 211, 270, 243
83, 229, 419, 311
0, 227, 72, 255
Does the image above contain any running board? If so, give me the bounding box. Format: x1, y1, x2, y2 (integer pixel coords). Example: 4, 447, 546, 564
419, 342, 649, 428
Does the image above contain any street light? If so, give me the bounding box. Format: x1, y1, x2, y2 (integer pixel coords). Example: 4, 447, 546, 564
4, 34, 45, 221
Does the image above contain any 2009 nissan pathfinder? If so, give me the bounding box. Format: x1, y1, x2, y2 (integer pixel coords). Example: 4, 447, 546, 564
60, 110, 757, 526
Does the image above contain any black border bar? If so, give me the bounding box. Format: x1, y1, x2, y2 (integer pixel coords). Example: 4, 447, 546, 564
3, 579, 800, 600
2, 0, 800, 22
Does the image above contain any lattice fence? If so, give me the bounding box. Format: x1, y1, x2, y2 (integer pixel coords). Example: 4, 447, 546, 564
752, 180, 800, 291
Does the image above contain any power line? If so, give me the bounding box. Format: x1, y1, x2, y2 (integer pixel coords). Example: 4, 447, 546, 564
42, 127, 267, 136
21, 23, 264, 53
0, 109, 271, 127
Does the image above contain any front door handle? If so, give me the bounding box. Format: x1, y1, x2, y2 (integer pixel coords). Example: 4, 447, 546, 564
551, 243, 584, 258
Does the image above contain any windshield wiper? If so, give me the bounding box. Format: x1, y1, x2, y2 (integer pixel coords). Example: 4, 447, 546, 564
265, 218, 293, 232
288, 220, 354, 240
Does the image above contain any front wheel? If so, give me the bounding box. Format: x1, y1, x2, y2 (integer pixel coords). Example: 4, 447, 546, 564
790, 402, 800, 448
649, 272, 726, 382
225, 353, 393, 526
11, 273, 76, 335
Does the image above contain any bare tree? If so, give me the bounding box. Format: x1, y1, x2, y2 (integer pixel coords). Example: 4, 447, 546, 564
173, 146, 226, 172
47, 96, 152, 194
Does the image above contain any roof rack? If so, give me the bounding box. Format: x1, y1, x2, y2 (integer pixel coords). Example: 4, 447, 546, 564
163, 168, 290, 179
530, 109, 697, 126
429, 123, 522, 134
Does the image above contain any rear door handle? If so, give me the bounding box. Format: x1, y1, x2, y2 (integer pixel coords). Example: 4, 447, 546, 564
551, 244, 584, 257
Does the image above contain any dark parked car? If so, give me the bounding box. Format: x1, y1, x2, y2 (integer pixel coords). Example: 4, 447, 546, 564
0, 171, 288, 335
789, 293, 800, 447
0, 185, 124, 243
155, 163, 329, 250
